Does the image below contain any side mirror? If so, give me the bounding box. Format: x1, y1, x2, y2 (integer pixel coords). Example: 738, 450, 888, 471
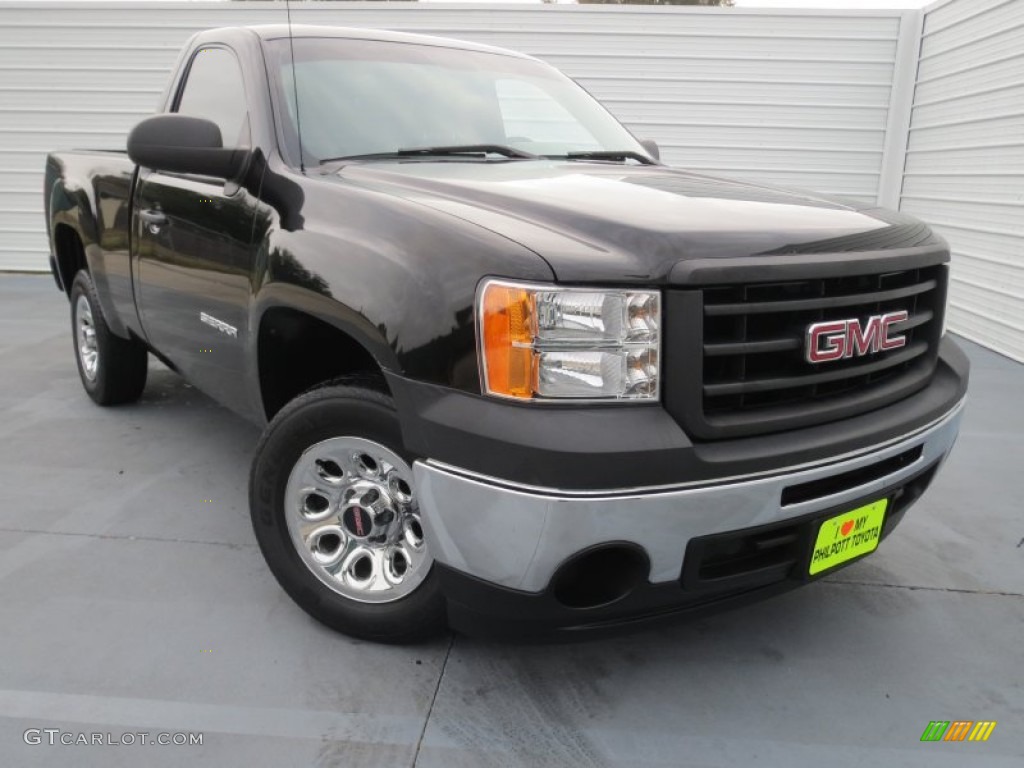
127, 114, 248, 179
639, 139, 661, 162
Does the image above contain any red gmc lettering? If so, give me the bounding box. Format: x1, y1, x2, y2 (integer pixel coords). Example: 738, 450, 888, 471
806, 311, 908, 363
848, 315, 883, 357
805, 320, 848, 362
879, 311, 909, 350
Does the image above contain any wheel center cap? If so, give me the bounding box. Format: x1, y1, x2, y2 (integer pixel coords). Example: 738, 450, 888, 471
342, 506, 374, 538
340, 480, 396, 540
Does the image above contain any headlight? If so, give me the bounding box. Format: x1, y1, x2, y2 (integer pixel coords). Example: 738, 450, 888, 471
477, 279, 660, 401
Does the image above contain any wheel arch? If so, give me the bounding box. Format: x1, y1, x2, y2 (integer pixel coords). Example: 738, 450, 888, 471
254, 300, 400, 421
48, 172, 102, 293
52, 222, 88, 295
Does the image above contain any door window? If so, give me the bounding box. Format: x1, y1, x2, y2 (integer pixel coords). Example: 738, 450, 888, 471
176, 47, 250, 148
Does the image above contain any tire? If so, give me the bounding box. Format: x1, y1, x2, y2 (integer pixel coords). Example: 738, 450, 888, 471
70, 270, 148, 405
249, 382, 447, 643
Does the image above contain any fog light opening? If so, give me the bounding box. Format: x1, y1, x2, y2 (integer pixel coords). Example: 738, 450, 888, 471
552, 544, 649, 609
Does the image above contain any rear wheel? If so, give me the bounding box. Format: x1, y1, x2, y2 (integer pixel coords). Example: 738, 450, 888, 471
70, 271, 148, 405
249, 383, 446, 642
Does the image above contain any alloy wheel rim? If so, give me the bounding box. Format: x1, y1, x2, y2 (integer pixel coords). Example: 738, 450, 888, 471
284, 436, 431, 603
75, 294, 99, 381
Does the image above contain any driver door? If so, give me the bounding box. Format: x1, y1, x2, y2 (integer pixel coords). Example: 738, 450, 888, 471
133, 45, 260, 415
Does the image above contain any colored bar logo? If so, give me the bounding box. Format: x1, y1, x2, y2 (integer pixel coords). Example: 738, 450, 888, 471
920, 721, 997, 742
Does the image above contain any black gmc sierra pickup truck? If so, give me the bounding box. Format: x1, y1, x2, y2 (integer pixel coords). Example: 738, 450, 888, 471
44, 25, 969, 642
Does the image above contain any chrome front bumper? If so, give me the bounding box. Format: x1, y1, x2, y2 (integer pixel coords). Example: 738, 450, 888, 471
413, 400, 964, 593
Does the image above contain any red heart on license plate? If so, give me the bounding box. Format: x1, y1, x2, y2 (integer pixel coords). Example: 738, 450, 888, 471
840, 520, 854, 536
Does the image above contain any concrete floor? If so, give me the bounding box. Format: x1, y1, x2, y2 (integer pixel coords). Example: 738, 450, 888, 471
0, 273, 1021, 767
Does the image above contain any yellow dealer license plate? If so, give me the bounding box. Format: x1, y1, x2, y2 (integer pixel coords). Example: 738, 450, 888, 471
808, 499, 888, 576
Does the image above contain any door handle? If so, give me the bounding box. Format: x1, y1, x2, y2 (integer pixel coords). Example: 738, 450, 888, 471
140, 209, 168, 233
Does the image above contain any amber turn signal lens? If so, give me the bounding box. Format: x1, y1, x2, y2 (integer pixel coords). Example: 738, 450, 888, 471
481, 284, 536, 398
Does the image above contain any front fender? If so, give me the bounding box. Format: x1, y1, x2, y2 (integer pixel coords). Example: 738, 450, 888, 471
251, 179, 554, 392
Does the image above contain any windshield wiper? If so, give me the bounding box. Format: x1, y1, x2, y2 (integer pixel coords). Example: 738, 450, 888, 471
320, 144, 539, 164
398, 144, 539, 159
555, 150, 657, 165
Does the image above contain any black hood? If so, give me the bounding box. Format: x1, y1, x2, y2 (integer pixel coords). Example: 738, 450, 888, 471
333, 160, 938, 283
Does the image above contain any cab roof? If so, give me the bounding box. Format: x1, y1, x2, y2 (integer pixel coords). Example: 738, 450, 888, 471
194, 24, 536, 61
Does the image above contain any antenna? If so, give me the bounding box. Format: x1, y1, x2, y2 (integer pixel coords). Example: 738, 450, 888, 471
285, 0, 305, 173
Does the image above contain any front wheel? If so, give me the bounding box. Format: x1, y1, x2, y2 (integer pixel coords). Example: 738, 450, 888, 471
249, 383, 446, 642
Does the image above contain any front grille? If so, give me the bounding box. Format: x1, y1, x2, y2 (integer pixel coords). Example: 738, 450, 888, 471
664, 261, 947, 439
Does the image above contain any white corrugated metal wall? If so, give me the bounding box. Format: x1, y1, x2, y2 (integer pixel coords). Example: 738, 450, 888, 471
0, 1, 912, 271
900, 0, 1024, 362
2, 1, 1020, 361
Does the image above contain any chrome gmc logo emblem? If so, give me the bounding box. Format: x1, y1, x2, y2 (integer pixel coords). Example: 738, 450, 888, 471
805, 311, 908, 363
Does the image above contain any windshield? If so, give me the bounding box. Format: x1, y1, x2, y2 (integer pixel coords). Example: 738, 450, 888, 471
264, 37, 647, 166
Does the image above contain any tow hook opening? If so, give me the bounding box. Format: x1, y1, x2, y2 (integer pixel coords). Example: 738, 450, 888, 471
552, 544, 649, 609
